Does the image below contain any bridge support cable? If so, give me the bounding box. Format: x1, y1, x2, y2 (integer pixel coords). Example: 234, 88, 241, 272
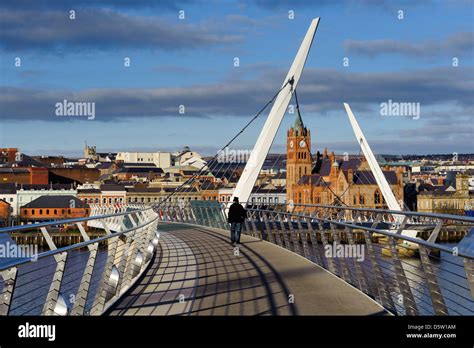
154, 79, 293, 209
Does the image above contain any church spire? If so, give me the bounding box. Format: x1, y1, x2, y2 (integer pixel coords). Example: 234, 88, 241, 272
293, 106, 304, 129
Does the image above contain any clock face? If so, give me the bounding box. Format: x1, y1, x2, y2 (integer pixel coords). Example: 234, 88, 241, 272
289, 140, 294, 148
299, 140, 306, 148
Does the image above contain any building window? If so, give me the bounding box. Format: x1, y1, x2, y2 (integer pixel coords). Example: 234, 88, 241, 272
359, 195, 365, 205
374, 190, 381, 205
95, 198, 99, 203
68, 209, 71, 214
54, 209, 57, 215
31, 209, 35, 215
39, 209, 43, 215
84, 198, 88, 203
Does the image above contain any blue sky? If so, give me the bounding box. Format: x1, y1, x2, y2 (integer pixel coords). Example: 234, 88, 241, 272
1, 0, 473, 157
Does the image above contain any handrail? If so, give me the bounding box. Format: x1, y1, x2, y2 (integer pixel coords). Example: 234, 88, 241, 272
0, 211, 159, 270
243, 202, 474, 223
0, 206, 153, 235
247, 207, 474, 259
0, 204, 160, 316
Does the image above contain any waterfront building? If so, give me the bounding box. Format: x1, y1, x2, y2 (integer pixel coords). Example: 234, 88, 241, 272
20, 195, 90, 223
417, 173, 473, 214
0, 184, 78, 217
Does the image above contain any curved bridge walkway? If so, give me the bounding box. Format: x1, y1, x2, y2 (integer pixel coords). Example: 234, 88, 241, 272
107, 223, 388, 316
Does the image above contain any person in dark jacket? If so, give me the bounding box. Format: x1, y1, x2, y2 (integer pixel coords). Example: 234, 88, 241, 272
227, 197, 246, 244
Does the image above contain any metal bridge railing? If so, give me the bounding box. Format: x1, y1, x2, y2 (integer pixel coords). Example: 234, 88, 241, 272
0, 204, 159, 316
157, 201, 474, 316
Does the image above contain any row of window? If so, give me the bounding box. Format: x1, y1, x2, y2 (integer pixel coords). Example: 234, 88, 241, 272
297, 152, 308, 160
83, 196, 200, 204
251, 197, 279, 203
294, 191, 386, 206
26, 208, 89, 215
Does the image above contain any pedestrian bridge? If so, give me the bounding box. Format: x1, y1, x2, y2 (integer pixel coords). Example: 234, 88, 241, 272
108, 222, 387, 316
1, 203, 473, 316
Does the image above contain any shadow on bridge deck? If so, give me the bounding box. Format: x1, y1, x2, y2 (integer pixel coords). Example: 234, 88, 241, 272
107, 223, 389, 316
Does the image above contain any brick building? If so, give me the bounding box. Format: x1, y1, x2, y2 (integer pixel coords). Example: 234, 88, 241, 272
286, 110, 403, 211
0, 167, 49, 185
0, 199, 11, 227
20, 196, 90, 223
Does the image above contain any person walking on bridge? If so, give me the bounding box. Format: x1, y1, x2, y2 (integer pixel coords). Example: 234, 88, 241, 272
227, 197, 246, 244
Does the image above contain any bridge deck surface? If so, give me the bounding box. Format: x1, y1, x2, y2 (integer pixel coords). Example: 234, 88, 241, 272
107, 223, 388, 316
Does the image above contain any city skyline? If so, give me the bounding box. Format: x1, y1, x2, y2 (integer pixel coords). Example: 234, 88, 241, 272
1, 0, 473, 156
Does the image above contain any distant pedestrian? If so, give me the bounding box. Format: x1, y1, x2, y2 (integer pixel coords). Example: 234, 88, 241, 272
227, 197, 246, 244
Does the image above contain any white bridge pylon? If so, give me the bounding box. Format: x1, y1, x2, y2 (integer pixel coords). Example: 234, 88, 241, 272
231, 17, 320, 207
344, 103, 403, 219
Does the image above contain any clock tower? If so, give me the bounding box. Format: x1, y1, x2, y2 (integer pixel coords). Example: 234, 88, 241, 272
286, 107, 312, 204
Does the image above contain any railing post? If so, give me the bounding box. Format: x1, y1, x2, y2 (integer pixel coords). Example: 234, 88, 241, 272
266, 213, 277, 244
249, 211, 259, 237
329, 222, 352, 284
274, 214, 285, 248
419, 246, 449, 315
388, 235, 419, 315
278, 214, 292, 251
40, 226, 68, 316
91, 220, 121, 315
464, 259, 474, 299
261, 214, 272, 242
286, 214, 297, 253
71, 222, 99, 315
0, 267, 17, 315
362, 230, 396, 313
293, 219, 304, 256
203, 206, 213, 228
117, 232, 136, 293
317, 221, 338, 275
344, 227, 369, 294
418, 220, 448, 315
305, 218, 324, 266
